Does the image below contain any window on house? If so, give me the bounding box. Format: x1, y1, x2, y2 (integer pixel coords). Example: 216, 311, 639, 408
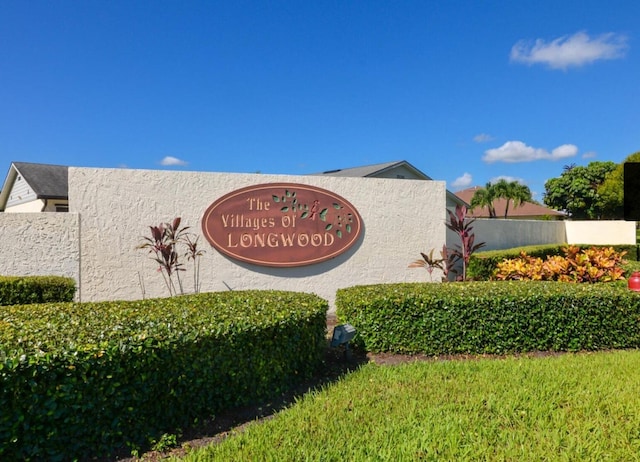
55, 205, 69, 212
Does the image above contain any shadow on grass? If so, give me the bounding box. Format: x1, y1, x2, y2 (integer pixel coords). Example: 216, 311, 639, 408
101, 316, 369, 461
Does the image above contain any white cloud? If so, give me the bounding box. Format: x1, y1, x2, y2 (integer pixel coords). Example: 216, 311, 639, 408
483, 141, 578, 163
551, 144, 579, 159
451, 172, 473, 189
473, 133, 494, 143
582, 151, 597, 159
160, 156, 188, 166
510, 31, 628, 70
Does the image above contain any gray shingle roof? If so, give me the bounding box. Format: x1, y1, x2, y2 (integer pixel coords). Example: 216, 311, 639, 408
12, 162, 69, 199
315, 161, 416, 178
312, 159, 466, 207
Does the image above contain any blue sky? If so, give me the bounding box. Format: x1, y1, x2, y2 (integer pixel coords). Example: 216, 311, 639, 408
1, 1, 638, 200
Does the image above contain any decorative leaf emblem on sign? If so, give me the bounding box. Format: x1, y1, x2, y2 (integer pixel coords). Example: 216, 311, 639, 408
271, 190, 356, 240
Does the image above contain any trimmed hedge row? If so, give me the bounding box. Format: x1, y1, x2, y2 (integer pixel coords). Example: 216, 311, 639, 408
468, 244, 639, 280
0, 276, 76, 306
336, 281, 640, 355
0, 290, 328, 460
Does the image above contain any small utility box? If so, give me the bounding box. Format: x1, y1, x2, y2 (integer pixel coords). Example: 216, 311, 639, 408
331, 323, 357, 359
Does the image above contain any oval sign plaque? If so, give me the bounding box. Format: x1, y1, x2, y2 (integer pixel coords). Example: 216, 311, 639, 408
202, 183, 363, 267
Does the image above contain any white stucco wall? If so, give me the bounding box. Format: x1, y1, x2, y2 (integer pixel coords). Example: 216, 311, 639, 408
69, 167, 447, 309
2, 168, 636, 310
452, 218, 567, 252
565, 220, 636, 245
0, 212, 80, 288
450, 218, 636, 253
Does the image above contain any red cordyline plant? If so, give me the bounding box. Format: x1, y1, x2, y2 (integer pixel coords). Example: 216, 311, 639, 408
410, 205, 485, 282
137, 217, 205, 296
446, 204, 486, 281
439, 244, 459, 281
408, 248, 444, 281
184, 234, 205, 294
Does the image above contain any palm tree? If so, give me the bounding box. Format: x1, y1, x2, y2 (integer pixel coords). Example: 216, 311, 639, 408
470, 183, 497, 218
493, 179, 532, 218
506, 182, 532, 217
470, 180, 532, 219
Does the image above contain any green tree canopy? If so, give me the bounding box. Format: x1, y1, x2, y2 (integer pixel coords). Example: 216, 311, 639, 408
470, 179, 533, 218
543, 161, 617, 219
470, 182, 497, 218
492, 179, 533, 218
598, 151, 640, 219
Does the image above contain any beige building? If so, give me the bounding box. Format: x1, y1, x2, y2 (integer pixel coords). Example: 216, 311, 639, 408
316, 160, 468, 210
0, 162, 69, 212
0, 159, 466, 213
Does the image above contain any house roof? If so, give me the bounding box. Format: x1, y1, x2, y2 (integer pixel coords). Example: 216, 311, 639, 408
0, 162, 69, 211
315, 160, 466, 206
454, 186, 566, 218
316, 160, 433, 179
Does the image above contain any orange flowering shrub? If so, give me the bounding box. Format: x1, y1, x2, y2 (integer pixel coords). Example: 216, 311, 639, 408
493, 246, 626, 283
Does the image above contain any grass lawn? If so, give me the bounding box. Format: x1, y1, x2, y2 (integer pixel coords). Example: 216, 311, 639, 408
173, 350, 640, 461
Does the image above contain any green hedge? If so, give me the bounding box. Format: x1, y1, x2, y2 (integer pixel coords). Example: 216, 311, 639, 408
0, 276, 76, 306
336, 282, 640, 355
468, 244, 639, 280
0, 290, 328, 460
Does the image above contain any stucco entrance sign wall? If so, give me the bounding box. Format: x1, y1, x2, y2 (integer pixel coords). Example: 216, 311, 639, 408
202, 183, 363, 267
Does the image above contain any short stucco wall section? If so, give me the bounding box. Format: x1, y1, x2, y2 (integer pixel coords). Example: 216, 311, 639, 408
451, 219, 636, 253
464, 219, 567, 251
69, 168, 446, 308
0, 212, 80, 289
565, 220, 636, 245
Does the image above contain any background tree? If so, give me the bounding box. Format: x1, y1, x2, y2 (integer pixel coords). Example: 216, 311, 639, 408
470, 180, 532, 218
470, 182, 497, 218
598, 151, 640, 219
492, 179, 533, 218
543, 161, 617, 219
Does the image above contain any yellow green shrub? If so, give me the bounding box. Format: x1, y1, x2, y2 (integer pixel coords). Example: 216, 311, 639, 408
0, 276, 76, 305
493, 246, 626, 283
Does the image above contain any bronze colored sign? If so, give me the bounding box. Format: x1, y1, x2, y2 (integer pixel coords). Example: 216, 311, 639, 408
202, 183, 363, 267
